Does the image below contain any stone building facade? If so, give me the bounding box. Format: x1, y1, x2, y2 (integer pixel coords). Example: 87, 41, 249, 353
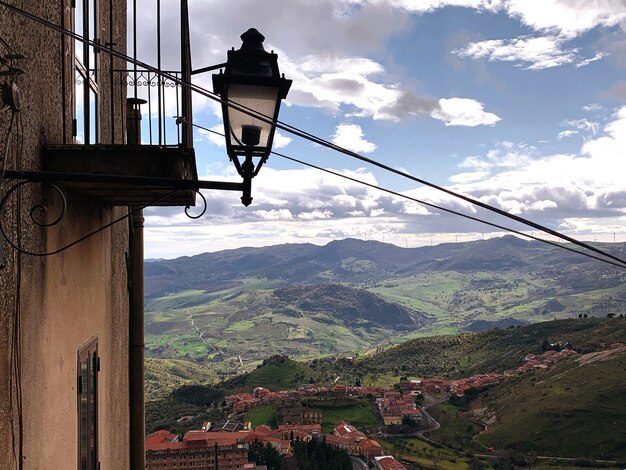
0, 1, 131, 469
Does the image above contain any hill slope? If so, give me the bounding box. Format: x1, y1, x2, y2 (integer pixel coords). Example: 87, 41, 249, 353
144, 237, 626, 372
154, 318, 626, 461
375, 318, 626, 375
316, 318, 626, 383
145, 283, 430, 370
473, 345, 626, 459
146, 236, 626, 297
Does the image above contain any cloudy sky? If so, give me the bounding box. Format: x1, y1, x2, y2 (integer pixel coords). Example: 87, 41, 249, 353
131, 0, 626, 259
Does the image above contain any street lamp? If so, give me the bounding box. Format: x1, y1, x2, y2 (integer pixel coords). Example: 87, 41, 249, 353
213, 28, 292, 206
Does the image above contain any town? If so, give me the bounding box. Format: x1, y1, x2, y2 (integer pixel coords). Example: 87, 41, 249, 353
146, 346, 581, 469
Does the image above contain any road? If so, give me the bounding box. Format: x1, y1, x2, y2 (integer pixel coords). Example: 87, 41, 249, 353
186, 309, 207, 344
375, 405, 440, 438
417, 406, 440, 433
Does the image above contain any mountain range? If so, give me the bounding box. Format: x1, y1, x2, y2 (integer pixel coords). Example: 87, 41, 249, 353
144, 236, 626, 375
146, 236, 626, 296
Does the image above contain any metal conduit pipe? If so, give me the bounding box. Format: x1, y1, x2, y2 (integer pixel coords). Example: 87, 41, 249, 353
127, 98, 145, 470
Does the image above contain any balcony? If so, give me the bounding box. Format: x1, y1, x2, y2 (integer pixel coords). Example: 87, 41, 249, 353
42, 144, 198, 207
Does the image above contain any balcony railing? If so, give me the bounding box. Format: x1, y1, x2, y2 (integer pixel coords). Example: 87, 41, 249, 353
113, 69, 184, 147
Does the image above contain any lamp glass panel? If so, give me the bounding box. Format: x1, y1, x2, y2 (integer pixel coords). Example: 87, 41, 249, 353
226, 84, 279, 149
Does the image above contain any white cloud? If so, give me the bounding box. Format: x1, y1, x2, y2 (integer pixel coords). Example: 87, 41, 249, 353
131, 0, 626, 257
277, 52, 502, 125
332, 124, 377, 153
557, 130, 578, 140
563, 118, 600, 134
530, 200, 558, 211
556, 118, 600, 140
386, 0, 626, 37
297, 210, 333, 220
273, 131, 293, 149
431, 98, 501, 126
279, 52, 433, 121
501, 0, 626, 38
144, 105, 626, 257
449, 171, 491, 184
458, 141, 532, 171
576, 51, 610, 68
453, 35, 579, 70
197, 125, 225, 147
384, 0, 499, 12
580, 106, 626, 161
253, 209, 293, 220
582, 104, 603, 112
132, 0, 501, 126
439, 106, 626, 227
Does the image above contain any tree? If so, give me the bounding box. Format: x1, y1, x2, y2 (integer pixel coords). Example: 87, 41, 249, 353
402, 415, 419, 431
292, 437, 351, 470
248, 439, 283, 470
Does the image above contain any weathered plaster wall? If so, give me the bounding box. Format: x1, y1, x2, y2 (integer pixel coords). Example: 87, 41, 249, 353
0, 1, 129, 469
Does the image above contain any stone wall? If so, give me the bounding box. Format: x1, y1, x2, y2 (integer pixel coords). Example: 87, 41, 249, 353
0, 1, 130, 468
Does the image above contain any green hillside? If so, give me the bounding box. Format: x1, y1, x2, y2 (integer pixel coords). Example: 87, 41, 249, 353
354, 318, 626, 378
164, 355, 322, 406
145, 358, 219, 401
145, 283, 430, 371
152, 318, 626, 462
473, 346, 626, 459
144, 237, 626, 379
145, 237, 626, 299
220, 355, 321, 393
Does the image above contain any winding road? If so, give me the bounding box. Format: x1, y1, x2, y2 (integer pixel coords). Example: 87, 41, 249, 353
186, 309, 207, 344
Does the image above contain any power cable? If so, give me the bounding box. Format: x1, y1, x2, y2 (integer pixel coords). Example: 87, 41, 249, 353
275, 153, 626, 269
194, 123, 626, 270
1, 0, 624, 268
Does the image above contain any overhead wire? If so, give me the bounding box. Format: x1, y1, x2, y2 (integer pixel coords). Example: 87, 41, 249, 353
1, 0, 625, 269
194, 123, 626, 270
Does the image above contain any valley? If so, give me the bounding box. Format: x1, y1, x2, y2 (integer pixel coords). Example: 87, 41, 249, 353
143, 237, 626, 467
147, 318, 626, 466
144, 237, 626, 379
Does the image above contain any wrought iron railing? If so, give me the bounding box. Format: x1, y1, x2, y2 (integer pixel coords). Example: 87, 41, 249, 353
114, 68, 184, 147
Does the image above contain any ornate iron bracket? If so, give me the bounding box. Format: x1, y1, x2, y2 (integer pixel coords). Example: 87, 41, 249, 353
0, 170, 243, 257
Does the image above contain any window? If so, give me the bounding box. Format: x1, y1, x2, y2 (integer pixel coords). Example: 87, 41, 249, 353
78, 337, 99, 470
73, 0, 99, 144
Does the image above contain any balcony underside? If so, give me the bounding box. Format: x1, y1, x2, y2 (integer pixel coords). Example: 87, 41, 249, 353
42, 145, 199, 206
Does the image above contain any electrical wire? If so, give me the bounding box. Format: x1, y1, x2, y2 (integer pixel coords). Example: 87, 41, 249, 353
194, 122, 626, 270
1, 112, 16, 179
1, 0, 624, 268
6, 95, 24, 470
276, 153, 626, 269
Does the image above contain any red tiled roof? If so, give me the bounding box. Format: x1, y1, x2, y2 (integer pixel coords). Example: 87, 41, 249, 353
326, 435, 351, 446
278, 424, 321, 433
183, 430, 251, 444
375, 456, 406, 470
145, 430, 178, 447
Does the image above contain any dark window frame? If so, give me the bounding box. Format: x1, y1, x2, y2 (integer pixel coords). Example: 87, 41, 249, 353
72, 0, 100, 144
77, 336, 99, 470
